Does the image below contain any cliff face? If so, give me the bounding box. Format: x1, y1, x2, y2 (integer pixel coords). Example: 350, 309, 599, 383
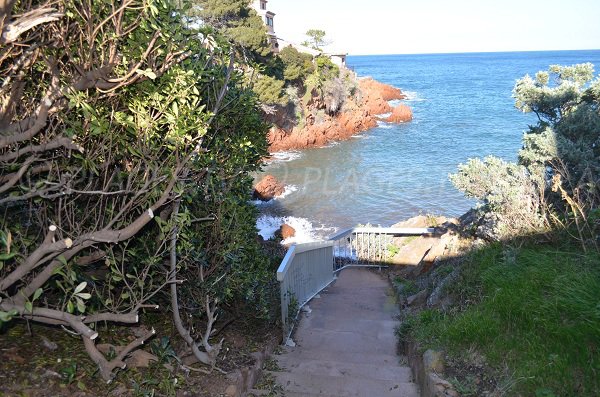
267, 77, 410, 152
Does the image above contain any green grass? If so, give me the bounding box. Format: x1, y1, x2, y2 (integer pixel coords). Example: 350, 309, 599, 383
393, 277, 419, 297
404, 240, 600, 396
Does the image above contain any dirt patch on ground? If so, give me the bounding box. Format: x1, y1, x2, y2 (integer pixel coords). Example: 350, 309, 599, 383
0, 313, 279, 397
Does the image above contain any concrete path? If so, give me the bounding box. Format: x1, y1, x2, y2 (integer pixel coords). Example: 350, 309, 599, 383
269, 268, 419, 397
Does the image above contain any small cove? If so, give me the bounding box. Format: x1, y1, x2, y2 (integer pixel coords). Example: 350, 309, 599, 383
256, 50, 600, 242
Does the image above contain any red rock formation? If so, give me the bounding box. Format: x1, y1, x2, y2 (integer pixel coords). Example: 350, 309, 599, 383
385, 104, 413, 123
267, 77, 411, 152
360, 78, 406, 101
280, 224, 296, 240
253, 175, 285, 201
358, 78, 407, 115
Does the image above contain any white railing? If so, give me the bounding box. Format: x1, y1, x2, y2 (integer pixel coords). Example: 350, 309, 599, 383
329, 227, 435, 271
276, 226, 434, 342
276, 241, 335, 342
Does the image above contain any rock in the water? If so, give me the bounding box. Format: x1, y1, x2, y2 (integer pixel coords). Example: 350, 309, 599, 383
280, 224, 296, 239
253, 175, 285, 201
385, 104, 413, 123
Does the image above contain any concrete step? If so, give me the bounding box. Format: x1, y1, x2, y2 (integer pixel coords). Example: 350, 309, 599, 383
278, 392, 338, 397
291, 328, 398, 354
307, 296, 399, 317
298, 317, 398, 334
277, 348, 406, 368
270, 358, 413, 382
294, 327, 398, 351
273, 371, 419, 397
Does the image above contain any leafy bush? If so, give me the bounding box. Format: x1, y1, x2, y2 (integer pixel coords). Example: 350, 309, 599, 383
450, 156, 547, 240
452, 63, 600, 244
0, 0, 271, 381
253, 74, 287, 105
279, 46, 314, 83
323, 77, 347, 115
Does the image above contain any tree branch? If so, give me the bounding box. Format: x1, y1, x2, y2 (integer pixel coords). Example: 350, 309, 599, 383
1, 7, 63, 44
82, 327, 155, 382
0, 136, 83, 162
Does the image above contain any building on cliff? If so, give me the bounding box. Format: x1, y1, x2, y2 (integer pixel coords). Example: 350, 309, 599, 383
251, 0, 347, 67
251, 0, 278, 52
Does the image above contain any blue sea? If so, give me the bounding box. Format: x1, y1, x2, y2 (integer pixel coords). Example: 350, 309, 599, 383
256, 50, 600, 242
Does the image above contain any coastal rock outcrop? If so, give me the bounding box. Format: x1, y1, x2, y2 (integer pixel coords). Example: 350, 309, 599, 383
267, 109, 377, 152
359, 77, 406, 115
388, 215, 460, 272
385, 104, 413, 123
267, 77, 410, 152
253, 175, 285, 201
280, 224, 296, 240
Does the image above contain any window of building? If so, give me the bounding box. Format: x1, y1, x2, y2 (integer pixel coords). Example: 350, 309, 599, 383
260, 1, 266, 10
266, 16, 273, 27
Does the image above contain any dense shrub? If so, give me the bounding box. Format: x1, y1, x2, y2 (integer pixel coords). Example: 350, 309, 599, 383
279, 46, 315, 83
0, 0, 271, 381
451, 63, 600, 244
253, 74, 287, 105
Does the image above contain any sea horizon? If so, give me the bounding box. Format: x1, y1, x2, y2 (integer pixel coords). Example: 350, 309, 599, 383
256, 49, 600, 243
348, 48, 600, 57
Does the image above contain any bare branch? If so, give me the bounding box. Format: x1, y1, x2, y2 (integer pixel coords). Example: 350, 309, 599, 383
1, 7, 63, 44
0, 136, 83, 162
82, 327, 155, 382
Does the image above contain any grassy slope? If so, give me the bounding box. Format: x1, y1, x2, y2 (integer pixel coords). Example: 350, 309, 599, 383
403, 239, 600, 396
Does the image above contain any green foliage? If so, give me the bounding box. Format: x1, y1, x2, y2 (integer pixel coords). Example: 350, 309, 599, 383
451, 63, 600, 241
195, 0, 271, 57
302, 56, 341, 108
279, 46, 314, 83
253, 74, 287, 105
60, 362, 79, 385
515, 63, 600, 181
450, 156, 546, 239
315, 56, 340, 81
405, 241, 600, 396
302, 29, 329, 51
0, 0, 274, 380
150, 337, 178, 364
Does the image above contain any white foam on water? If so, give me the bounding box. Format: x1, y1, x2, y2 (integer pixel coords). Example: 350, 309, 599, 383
379, 112, 392, 118
256, 215, 322, 244
388, 99, 403, 108
279, 184, 298, 199
324, 141, 341, 148
402, 91, 425, 102
266, 150, 303, 164
377, 120, 395, 129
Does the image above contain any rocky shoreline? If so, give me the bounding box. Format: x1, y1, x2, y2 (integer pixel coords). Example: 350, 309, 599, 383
267, 77, 413, 152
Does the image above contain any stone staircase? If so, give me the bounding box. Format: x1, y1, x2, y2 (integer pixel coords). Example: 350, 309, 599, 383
259, 268, 419, 397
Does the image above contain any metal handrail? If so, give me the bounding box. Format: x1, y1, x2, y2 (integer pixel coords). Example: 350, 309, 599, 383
329, 226, 435, 271
277, 241, 335, 343
276, 226, 435, 343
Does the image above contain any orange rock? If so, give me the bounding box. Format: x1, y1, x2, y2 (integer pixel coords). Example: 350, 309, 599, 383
266, 78, 410, 152
280, 224, 296, 239
358, 78, 407, 115
385, 104, 413, 123
359, 78, 406, 101
253, 175, 285, 201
